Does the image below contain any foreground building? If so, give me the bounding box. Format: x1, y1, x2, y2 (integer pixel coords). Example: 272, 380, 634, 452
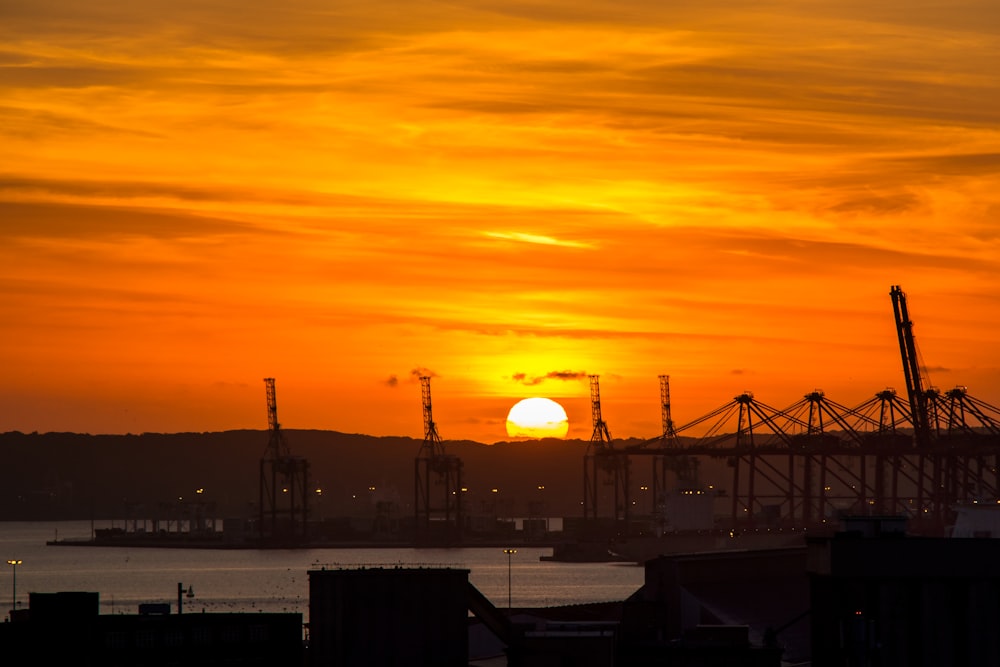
809, 516, 1000, 666
9, 516, 995, 666
0, 591, 302, 666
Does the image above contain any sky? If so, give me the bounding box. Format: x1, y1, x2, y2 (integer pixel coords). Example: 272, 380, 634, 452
2, 0, 999, 442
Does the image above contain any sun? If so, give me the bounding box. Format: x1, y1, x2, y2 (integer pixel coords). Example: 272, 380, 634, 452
505, 398, 569, 439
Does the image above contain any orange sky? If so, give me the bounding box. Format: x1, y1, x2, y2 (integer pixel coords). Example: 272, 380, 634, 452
2, 0, 999, 442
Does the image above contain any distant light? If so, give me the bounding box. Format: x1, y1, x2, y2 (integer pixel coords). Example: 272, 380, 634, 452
368, 486, 376, 491
537, 485, 545, 490
461, 487, 468, 492
282, 488, 288, 493
492, 488, 499, 493
315, 488, 323, 495
196, 488, 204, 495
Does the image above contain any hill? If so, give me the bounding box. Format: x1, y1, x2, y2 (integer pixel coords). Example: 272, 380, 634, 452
0, 430, 600, 521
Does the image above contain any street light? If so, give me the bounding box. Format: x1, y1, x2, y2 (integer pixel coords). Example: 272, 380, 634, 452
177, 582, 194, 614
7, 559, 22, 614
502, 548, 517, 611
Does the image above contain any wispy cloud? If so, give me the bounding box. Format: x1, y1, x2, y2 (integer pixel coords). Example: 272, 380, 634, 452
484, 231, 591, 248
512, 370, 589, 386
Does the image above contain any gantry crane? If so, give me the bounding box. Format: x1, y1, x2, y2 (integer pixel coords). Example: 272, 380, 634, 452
583, 375, 629, 530
258, 378, 310, 544
580, 287, 1000, 536
414, 376, 463, 544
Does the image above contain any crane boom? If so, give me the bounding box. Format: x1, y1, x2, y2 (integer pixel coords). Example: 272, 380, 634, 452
890, 285, 930, 448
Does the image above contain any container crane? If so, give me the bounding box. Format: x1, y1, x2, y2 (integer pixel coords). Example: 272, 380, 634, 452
258, 378, 310, 544
583, 375, 629, 530
414, 376, 463, 544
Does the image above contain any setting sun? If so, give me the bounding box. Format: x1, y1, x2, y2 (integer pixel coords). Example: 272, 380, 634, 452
505, 398, 570, 439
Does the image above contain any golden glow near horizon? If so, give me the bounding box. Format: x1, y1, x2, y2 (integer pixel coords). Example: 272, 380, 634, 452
506, 398, 570, 439
2, 1, 1000, 441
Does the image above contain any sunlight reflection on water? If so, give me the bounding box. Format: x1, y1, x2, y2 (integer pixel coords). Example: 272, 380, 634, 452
0, 521, 644, 620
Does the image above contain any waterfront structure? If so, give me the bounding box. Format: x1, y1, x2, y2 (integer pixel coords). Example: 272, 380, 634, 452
307, 563, 782, 667
309, 567, 470, 667
808, 519, 1000, 666
0, 591, 303, 666
588, 286, 1000, 536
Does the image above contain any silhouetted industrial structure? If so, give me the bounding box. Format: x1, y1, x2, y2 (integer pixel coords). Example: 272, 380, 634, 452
258, 378, 310, 544
583, 375, 629, 528
809, 517, 1000, 666
587, 286, 1000, 535
310, 567, 470, 667
311, 563, 784, 667
0, 591, 303, 666
413, 376, 463, 543
647, 375, 700, 521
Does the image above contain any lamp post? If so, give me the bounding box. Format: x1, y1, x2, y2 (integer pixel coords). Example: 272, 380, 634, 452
7, 559, 21, 614
503, 548, 517, 611
177, 582, 194, 614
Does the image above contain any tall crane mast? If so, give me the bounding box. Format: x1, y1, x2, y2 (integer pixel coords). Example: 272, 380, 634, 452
264, 377, 289, 459
419, 376, 445, 458
590, 375, 613, 446
660, 374, 677, 439
890, 285, 931, 448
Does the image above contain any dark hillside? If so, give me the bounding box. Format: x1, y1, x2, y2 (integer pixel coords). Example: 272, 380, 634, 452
0, 430, 597, 521
0, 431, 731, 522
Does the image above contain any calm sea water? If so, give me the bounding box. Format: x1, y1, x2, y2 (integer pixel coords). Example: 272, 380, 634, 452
0, 522, 644, 622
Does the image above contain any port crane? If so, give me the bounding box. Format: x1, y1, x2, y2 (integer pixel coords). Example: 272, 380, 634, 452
258, 378, 310, 544
585, 286, 1000, 536
583, 375, 629, 529
414, 376, 463, 543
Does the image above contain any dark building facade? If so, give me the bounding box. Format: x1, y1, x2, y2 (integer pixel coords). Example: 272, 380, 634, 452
309, 567, 470, 667
808, 529, 1000, 667
0, 591, 303, 666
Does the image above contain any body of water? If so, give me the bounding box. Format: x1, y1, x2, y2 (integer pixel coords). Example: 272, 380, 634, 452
0, 521, 644, 622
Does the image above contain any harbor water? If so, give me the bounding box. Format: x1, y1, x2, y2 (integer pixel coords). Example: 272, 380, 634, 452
0, 522, 644, 622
